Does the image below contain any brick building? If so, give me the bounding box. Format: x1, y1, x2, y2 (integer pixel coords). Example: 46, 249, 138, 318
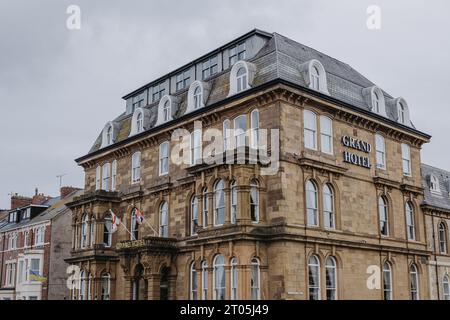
66, 29, 449, 300
0, 187, 82, 300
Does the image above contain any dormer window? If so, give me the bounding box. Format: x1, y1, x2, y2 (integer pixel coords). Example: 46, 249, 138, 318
229, 42, 246, 66
363, 86, 386, 116
430, 174, 440, 193
299, 59, 329, 94
131, 93, 145, 113
152, 83, 166, 102
100, 122, 116, 148
129, 108, 149, 137
236, 67, 248, 92
398, 102, 406, 123
394, 98, 410, 125
187, 81, 210, 113
202, 56, 218, 80
156, 95, 178, 126
176, 70, 191, 91
136, 112, 143, 133
228, 61, 255, 96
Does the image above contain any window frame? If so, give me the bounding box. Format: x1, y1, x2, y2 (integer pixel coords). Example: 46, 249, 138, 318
190, 262, 198, 300
159, 202, 169, 237
409, 264, 419, 300
131, 152, 141, 184
308, 255, 321, 300
213, 255, 226, 300
213, 180, 225, 227
323, 183, 335, 229
250, 180, 260, 223
383, 262, 393, 300
325, 256, 337, 300
304, 110, 317, 150
306, 180, 319, 227
159, 142, 169, 176
375, 134, 386, 170
405, 202, 415, 241
251, 258, 261, 300
401, 143, 412, 176
191, 196, 199, 236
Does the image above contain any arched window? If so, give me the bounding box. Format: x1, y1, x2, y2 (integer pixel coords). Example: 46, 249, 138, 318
163, 100, 171, 122
190, 262, 198, 300
213, 255, 226, 300
236, 67, 248, 93
250, 109, 259, 149
304, 110, 317, 150
405, 202, 415, 240
230, 181, 237, 224
443, 275, 450, 300
383, 262, 393, 300
439, 222, 448, 254
159, 142, 169, 176
214, 180, 225, 226
193, 86, 202, 110
230, 257, 238, 300
101, 122, 115, 148
190, 130, 202, 166
81, 214, 88, 248
90, 216, 95, 247
323, 184, 335, 229
375, 134, 386, 169
401, 143, 411, 176
131, 208, 139, 240
79, 270, 86, 300
159, 202, 168, 237
102, 163, 111, 191
379, 196, 389, 236
430, 175, 440, 193
202, 261, 208, 300
311, 66, 320, 90
95, 166, 101, 190
234, 115, 247, 148
410, 264, 419, 300
250, 180, 259, 223
103, 213, 112, 247
101, 273, 110, 300
320, 116, 333, 154
306, 180, 318, 226
87, 273, 92, 300
372, 91, 380, 114
398, 102, 406, 124
131, 152, 141, 184
136, 111, 143, 133
106, 125, 113, 145
308, 255, 320, 300
325, 256, 337, 300
251, 258, 261, 300
111, 160, 117, 191
223, 120, 231, 151
202, 187, 209, 228
191, 196, 199, 235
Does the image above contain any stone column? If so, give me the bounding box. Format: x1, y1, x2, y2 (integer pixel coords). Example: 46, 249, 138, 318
123, 276, 133, 300
146, 274, 161, 300
224, 188, 231, 225
238, 186, 251, 223
168, 275, 177, 300
207, 192, 214, 228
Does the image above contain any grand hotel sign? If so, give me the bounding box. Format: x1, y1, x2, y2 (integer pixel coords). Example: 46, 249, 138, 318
341, 135, 372, 169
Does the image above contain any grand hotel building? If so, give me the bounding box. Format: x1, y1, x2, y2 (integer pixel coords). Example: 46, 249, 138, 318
66, 29, 450, 300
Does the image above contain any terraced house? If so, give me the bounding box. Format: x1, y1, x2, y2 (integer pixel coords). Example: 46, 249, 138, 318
66, 29, 449, 300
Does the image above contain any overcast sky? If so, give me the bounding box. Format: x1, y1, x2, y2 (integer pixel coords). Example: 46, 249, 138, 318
0, 0, 449, 209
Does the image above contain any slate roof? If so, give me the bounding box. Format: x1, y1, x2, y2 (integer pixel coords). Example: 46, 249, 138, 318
83, 29, 426, 159
421, 164, 450, 211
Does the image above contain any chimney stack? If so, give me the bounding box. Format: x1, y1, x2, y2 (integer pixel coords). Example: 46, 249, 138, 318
11, 194, 32, 210
60, 186, 81, 199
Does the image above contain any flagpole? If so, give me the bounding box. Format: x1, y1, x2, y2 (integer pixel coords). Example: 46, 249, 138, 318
143, 220, 159, 237
120, 222, 136, 240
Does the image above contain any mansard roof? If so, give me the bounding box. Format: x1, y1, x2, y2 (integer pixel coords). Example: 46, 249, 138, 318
81, 29, 430, 161
421, 164, 450, 212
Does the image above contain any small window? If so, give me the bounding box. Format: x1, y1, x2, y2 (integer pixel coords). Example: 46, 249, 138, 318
229, 42, 246, 66
214, 180, 225, 226
136, 112, 143, 133
406, 202, 415, 240
193, 86, 202, 109
251, 258, 261, 300
306, 180, 318, 226
131, 152, 141, 184
230, 181, 237, 224
323, 184, 335, 229
443, 275, 450, 300
176, 70, 191, 91
202, 261, 208, 300
236, 67, 248, 93
401, 144, 411, 176
311, 66, 320, 90
320, 116, 333, 154
163, 100, 171, 123
375, 134, 386, 169
131, 94, 144, 112
159, 142, 169, 175
202, 56, 218, 80
379, 197, 389, 236
383, 262, 393, 300
95, 166, 101, 190
304, 110, 317, 150
213, 255, 226, 300
234, 115, 247, 148
152, 83, 165, 102
430, 175, 440, 193
191, 196, 199, 235
325, 257, 337, 300
190, 262, 198, 300
398, 102, 406, 124
159, 202, 168, 237
250, 180, 259, 223
308, 255, 320, 300
410, 264, 419, 300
